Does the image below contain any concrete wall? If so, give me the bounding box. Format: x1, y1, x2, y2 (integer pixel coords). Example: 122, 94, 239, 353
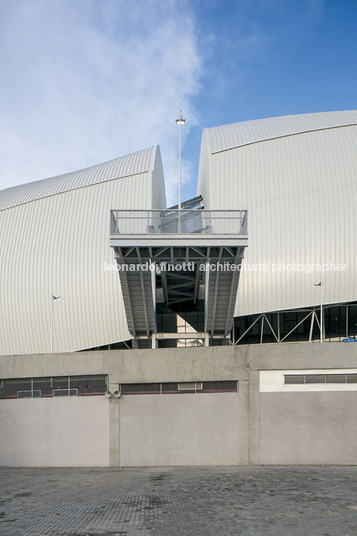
1, 341, 356, 384
0, 397, 109, 467
0, 342, 356, 467
119, 393, 239, 466
260, 392, 357, 465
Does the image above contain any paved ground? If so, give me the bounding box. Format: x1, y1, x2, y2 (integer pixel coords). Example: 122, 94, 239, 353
0, 467, 356, 536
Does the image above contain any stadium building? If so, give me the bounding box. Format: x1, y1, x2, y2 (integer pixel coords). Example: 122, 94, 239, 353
0, 110, 356, 467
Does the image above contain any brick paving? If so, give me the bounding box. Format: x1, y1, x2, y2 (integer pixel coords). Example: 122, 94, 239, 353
0, 466, 356, 535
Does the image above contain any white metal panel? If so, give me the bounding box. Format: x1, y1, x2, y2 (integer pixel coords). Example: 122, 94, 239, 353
198, 111, 357, 316
0, 147, 157, 211
0, 146, 165, 355
201, 110, 357, 155
151, 146, 167, 209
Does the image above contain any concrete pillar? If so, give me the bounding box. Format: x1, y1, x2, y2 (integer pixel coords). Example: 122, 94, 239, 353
237, 379, 249, 465
247, 369, 260, 465
108, 398, 120, 466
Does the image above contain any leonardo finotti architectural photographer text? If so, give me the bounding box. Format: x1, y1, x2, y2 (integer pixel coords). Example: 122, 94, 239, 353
104, 261, 348, 274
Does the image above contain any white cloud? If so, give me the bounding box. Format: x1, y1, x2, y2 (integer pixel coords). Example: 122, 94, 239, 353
0, 0, 201, 204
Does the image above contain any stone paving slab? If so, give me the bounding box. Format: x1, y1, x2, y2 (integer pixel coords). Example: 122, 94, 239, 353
0, 467, 356, 536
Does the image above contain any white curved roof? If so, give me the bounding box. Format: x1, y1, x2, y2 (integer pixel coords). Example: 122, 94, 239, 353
201, 110, 357, 154
198, 110, 357, 317
0, 145, 165, 356
0, 146, 157, 211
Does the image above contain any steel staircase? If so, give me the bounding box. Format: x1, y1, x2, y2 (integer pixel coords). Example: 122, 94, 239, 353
110, 201, 248, 347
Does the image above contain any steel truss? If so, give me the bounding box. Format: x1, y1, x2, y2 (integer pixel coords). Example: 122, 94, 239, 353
233, 302, 357, 344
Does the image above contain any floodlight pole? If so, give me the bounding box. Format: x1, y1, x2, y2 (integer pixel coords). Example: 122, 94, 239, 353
176, 110, 185, 233
314, 282, 323, 343
51, 294, 63, 353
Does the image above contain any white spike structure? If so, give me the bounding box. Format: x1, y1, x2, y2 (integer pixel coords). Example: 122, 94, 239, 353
198, 110, 357, 318
0, 146, 166, 355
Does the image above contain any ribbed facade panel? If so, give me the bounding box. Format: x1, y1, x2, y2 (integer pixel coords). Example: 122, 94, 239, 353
0, 147, 164, 355
200, 110, 357, 156
198, 111, 357, 317
0, 147, 157, 211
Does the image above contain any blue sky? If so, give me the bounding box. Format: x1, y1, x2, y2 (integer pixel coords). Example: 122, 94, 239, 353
1, 0, 356, 204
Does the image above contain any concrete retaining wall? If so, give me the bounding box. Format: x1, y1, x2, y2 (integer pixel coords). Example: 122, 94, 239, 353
0, 343, 356, 467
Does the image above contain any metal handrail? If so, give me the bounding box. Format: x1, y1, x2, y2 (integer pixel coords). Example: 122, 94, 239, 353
110, 209, 248, 236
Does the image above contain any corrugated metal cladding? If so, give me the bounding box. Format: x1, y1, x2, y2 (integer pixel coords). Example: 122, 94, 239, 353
0, 146, 165, 356
0, 147, 158, 211
198, 110, 357, 317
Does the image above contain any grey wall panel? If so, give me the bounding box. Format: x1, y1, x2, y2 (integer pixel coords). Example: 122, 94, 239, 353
198, 111, 357, 316
119, 393, 240, 467
0, 397, 109, 467
0, 146, 165, 355
260, 392, 357, 465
